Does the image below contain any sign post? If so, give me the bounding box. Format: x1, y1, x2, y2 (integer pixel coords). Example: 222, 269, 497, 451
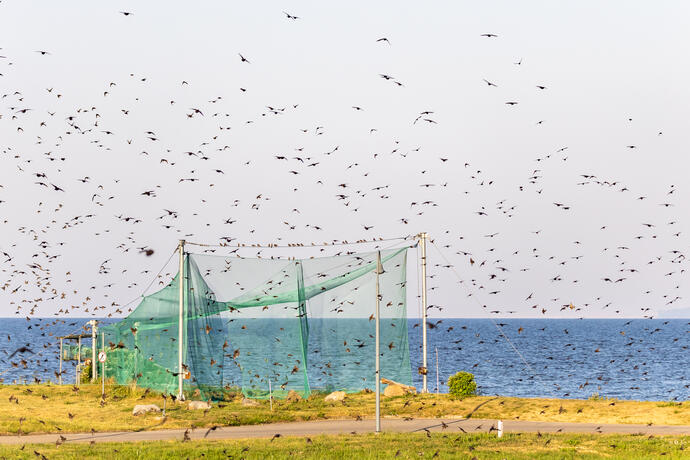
99, 344, 106, 398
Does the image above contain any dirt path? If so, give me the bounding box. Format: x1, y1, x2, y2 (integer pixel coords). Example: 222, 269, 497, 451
2, 418, 689, 445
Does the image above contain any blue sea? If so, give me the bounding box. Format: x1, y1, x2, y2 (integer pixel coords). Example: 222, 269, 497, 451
1, 318, 688, 401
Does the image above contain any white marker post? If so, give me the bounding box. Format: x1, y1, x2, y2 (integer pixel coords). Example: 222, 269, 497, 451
497, 420, 504, 438
375, 251, 385, 433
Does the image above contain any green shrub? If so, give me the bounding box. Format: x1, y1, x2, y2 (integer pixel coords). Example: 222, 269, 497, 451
79, 362, 93, 384
447, 371, 477, 398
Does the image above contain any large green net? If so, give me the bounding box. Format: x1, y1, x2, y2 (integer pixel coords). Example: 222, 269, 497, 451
99, 247, 412, 400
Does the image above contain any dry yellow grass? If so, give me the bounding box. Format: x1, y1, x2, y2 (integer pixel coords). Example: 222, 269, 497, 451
0, 383, 688, 435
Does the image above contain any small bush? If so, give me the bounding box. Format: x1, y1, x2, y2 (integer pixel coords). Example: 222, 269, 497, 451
447, 371, 477, 399
79, 362, 93, 384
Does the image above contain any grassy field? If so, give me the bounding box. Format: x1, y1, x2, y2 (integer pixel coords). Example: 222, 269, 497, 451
0, 383, 689, 435
2, 432, 690, 459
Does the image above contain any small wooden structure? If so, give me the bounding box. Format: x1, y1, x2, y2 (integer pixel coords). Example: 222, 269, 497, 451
57, 320, 98, 385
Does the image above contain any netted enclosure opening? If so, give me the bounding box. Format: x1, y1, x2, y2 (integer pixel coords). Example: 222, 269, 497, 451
99, 247, 411, 400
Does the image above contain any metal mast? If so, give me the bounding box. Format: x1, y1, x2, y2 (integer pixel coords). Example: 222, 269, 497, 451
375, 251, 384, 433
177, 240, 185, 401
419, 232, 429, 393
90, 320, 97, 382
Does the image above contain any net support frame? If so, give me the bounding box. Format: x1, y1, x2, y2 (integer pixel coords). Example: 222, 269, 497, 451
90, 320, 98, 382
178, 239, 185, 400
58, 338, 63, 385
97, 240, 415, 399
419, 232, 429, 393
375, 251, 383, 433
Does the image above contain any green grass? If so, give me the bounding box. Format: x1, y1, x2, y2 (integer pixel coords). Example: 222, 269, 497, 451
1, 383, 689, 435
3, 432, 690, 459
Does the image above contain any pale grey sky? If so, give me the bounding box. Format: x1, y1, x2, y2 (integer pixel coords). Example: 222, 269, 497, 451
0, 0, 688, 318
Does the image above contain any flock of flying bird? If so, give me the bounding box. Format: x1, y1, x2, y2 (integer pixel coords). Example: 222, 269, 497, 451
0, 5, 688, 406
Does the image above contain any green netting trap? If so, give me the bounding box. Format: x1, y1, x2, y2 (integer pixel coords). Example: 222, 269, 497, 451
99, 247, 412, 400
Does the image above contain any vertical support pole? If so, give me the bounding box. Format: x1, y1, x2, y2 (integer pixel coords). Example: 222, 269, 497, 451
435, 347, 439, 395
375, 251, 384, 433
77, 336, 81, 386
295, 261, 311, 397
134, 321, 139, 385
269, 379, 273, 411
177, 240, 185, 401
91, 320, 97, 382
59, 338, 63, 385
419, 232, 429, 393
101, 332, 105, 398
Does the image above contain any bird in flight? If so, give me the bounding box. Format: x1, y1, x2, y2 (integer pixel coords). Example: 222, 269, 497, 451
8, 346, 34, 359
239, 53, 250, 63
283, 11, 299, 20
481, 33, 498, 38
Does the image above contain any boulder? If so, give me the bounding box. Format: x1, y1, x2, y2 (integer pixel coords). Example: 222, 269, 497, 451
381, 378, 417, 397
132, 404, 161, 416
286, 390, 302, 403
324, 391, 346, 402
384, 385, 407, 397
187, 400, 212, 410
242, 398, 260, 407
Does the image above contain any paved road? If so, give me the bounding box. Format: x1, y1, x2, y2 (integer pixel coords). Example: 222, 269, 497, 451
2, 418, 689, 445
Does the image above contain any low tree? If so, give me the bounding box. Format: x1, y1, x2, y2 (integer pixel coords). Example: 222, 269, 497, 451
447, 371, 477, 398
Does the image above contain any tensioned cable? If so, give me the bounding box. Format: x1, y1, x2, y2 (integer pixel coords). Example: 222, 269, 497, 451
185, 235, 415, 249
185, 238, 416, 267
186, 240, 416, 285
111, 247, 179, 312
428, 238, 557, 398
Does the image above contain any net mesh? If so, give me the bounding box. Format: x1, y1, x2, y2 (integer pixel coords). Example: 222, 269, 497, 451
99, 247, 411, 399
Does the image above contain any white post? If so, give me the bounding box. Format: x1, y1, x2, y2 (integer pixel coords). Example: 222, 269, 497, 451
419, 232, 429, 393
497, 420, 504, 438
76, 336, 81, 386
59, 338, 63, 385
134, 321, 139, 384
435, 347, 439, 395
177, 240, 185, 401
375, 251, 384, 433
101, 332, 105, 398
91, 320, 97, 382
